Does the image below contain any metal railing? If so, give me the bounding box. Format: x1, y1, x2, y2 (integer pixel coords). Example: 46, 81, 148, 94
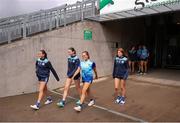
0, 0, 98, 44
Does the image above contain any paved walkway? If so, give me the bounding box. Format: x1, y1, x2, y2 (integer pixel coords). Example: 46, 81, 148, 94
1, 70, 180, 122
129, 69, 180, 87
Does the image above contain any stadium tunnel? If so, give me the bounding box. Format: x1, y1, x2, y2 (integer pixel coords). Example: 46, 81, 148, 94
88, 3, 180, 69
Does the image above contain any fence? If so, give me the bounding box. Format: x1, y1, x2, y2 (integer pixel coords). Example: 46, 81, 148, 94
0, 0, 98, 44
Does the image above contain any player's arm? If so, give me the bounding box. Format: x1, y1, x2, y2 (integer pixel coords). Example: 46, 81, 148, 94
47, 61, 60, 81
69, 59, 80, 78
72, 67, 81, 80
112, 58, 116, 77
92, 62, 98, 79
93, 67, 98, 79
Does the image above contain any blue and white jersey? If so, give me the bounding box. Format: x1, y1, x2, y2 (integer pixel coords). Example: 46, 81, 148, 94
79, 60, 96, 82
137, 49, 142, 58
113, 56, 128, 79
140, 48, 149, 59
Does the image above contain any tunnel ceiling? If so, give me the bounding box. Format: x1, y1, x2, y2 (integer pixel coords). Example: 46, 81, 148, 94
88, 2, 180, 22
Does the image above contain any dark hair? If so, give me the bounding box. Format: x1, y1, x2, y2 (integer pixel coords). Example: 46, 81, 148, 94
82, 51, 90, 59
68, 47, 76, 54
40, 49, 47, 58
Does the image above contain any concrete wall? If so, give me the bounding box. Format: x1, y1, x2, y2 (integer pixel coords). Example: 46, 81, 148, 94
0, 18, 146, 97
0, 21, 114, 97
101, 18, 145, 51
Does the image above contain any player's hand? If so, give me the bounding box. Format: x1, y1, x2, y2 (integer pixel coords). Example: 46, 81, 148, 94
71, 76, 75, 80
94, 76, 98, 80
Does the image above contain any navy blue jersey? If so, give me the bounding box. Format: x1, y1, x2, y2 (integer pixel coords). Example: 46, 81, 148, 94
128, 50, 137, 61
113, 56, 128, 79
67, 55, 80, 78
36, 58, 59, 81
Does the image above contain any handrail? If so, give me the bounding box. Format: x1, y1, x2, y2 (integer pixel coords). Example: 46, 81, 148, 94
0, 0, 98, 44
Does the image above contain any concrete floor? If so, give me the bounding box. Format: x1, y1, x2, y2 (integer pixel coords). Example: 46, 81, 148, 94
139, 69, 180, 81
129, 69, 180, 87
0, 90, 131, 122
1, 72, 180, 122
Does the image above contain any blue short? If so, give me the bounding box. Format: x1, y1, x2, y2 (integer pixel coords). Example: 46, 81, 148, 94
137, 57, 141, 61
68, 73, 80, 80
37, 76, 49, 83
140, 58, 148, 61
113, 76, 128, 80
82, 80, 93, 84
82, 77, 93, 84
113, 71, 128, 80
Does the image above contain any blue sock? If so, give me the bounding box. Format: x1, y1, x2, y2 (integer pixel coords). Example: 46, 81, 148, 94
121, 96, 125, 101
61, 100, 65, 104
36, 101, 40, 107
47, 96, 52, 101
79, 104, 82, 107
117, 96, 122, 99
90, 99, 94, 101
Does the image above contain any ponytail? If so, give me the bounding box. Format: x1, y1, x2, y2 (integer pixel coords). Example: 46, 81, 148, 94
40, 49, 47, 58
68, 47, 76, 55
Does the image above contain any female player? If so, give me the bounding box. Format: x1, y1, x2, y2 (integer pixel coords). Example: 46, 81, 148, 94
30, 50, 59, 110
140, 45, 149, 74
113, 48, 128, 105
73, 51, 98, 112
128, 46, 136, 74
57, 47, 81, 107
137, 45, 142, 74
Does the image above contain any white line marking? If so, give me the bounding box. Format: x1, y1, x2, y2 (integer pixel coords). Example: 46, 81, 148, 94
58, 77, 110, 91
51, 90, 147, 123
